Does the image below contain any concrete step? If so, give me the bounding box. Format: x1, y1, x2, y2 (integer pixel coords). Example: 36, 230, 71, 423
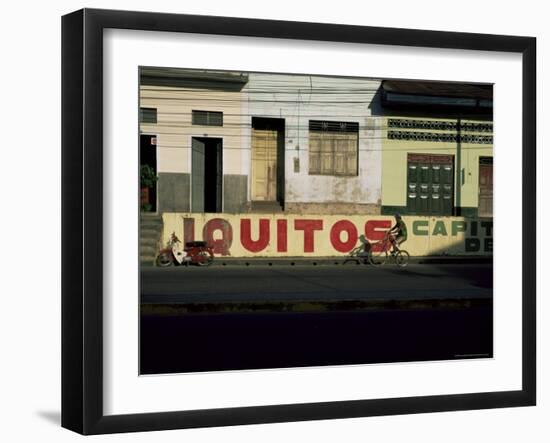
139, 224, 162, 231
140, 246, 158, 257
141, 236, 160, 244
140, 214, 162, 264
140, 228, 162, 238
140, 241, 160, 251
140, 214, 162, 223
140, 213, 162, 219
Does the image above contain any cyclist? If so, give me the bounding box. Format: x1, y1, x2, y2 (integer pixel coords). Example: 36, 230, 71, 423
358, 234, 371, 256
389, 213, 407, 254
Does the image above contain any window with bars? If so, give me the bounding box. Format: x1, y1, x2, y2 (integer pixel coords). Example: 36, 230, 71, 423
308, 120, 359, 176
140, 108, 157, 124
192, 110, 223, 126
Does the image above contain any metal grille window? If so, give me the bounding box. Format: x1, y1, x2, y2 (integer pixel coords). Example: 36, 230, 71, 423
308, 120, 359, 176
388, 119, 493, 133
140, 107, 157, 124
192, 110, 223, 126
388, 131, 493, 144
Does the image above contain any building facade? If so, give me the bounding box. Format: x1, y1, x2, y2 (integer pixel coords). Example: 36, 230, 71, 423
139, 69, 493, 259
139, 68, 383, 216
139, 68, 249, 214
378, 80, 493, 218
242, 73, 382, 214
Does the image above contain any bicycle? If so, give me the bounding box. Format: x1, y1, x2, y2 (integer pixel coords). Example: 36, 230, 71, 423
344, 244, 370, 265
368, 231, 410, 267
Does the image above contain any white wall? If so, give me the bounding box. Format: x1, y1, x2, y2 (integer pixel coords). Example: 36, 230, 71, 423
245, 73, 382, 204
1, 1, 546, 443
140, 84, 245, 175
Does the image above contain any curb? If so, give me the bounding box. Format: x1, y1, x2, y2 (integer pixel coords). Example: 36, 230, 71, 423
141, 256, 492, 267
209, 256, 491, 266
141, 296, 492, 315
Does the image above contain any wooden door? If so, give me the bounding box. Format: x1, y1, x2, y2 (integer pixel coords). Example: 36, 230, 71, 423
251, 129, 278, 201
479, 160, 493, 217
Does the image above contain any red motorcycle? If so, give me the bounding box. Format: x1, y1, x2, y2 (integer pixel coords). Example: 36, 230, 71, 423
156, 232, 214, 267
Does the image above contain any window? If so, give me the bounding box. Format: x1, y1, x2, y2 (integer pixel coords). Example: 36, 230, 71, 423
140, 107, 157, 124
308, 120, 359, 176
192, 110, 223, 126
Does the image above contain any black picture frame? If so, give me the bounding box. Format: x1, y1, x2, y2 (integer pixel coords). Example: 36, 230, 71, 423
62, 8, 536, 435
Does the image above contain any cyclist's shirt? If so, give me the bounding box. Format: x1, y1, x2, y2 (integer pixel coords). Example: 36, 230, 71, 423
394, 220, 408, 239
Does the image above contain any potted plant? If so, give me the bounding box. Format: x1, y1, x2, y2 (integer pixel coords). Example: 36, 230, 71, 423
140, 164, 158, 212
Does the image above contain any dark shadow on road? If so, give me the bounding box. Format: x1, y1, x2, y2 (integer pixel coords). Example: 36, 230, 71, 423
425, 261, 493, 289
381, 264, 492, 289
141, 305, 493, 374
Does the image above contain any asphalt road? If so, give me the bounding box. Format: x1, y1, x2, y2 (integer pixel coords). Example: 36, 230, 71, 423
140, 263, 493, 374
140, 263, 492, 304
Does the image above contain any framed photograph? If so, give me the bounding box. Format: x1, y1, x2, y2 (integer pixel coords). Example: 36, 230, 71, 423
62, 8, 536, 435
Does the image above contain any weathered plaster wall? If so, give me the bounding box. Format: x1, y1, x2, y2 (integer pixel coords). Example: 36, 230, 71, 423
162, 213, 493, 257
244, 74, 383, 207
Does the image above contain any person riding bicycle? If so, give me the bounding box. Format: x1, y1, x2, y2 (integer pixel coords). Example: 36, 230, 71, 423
389, 213, 407, 254
358, 234, 371, 256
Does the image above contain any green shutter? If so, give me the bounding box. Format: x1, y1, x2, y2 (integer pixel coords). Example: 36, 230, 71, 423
407, 155, 454, 216
192, 110, 223, 126
140, 108, 157, 124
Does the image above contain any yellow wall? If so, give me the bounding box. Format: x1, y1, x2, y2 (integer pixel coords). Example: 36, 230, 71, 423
381, 117, 493, 209
162, 213, 492, 257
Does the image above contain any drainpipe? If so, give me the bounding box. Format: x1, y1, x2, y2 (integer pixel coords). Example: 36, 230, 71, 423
455, 117, 462, 216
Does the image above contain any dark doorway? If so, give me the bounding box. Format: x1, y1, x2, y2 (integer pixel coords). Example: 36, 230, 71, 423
140, 134, 157, 212
191, 137, 223, 213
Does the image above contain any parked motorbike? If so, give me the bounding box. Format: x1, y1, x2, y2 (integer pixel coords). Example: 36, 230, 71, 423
156, 232, 214, 267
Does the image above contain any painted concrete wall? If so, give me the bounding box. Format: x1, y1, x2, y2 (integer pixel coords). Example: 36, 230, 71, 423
162, 213, 492, 257
243, 74, 383, 207
140, 85, 244, 175
381, 117, 493, 212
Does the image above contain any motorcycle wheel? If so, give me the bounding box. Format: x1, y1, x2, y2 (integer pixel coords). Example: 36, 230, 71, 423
156, 252, 173, 267
195, 250, 214, 267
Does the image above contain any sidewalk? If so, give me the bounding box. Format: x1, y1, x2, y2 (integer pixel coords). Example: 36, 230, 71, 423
208, 255, 492, 266
142, 255, 492, 267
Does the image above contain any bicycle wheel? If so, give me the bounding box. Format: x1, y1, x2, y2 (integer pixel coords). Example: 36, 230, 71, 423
395, 250, 410, 267
345, 246, 365, 264
368, 249, 388, 266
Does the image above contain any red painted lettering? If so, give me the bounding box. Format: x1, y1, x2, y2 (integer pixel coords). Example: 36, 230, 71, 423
241, 219, 270, 253
277, 219, 288, 252
330, 220, 358, 253
294, 219, 323, 253
203, 218, 233, 256
365, 220, 391, 252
